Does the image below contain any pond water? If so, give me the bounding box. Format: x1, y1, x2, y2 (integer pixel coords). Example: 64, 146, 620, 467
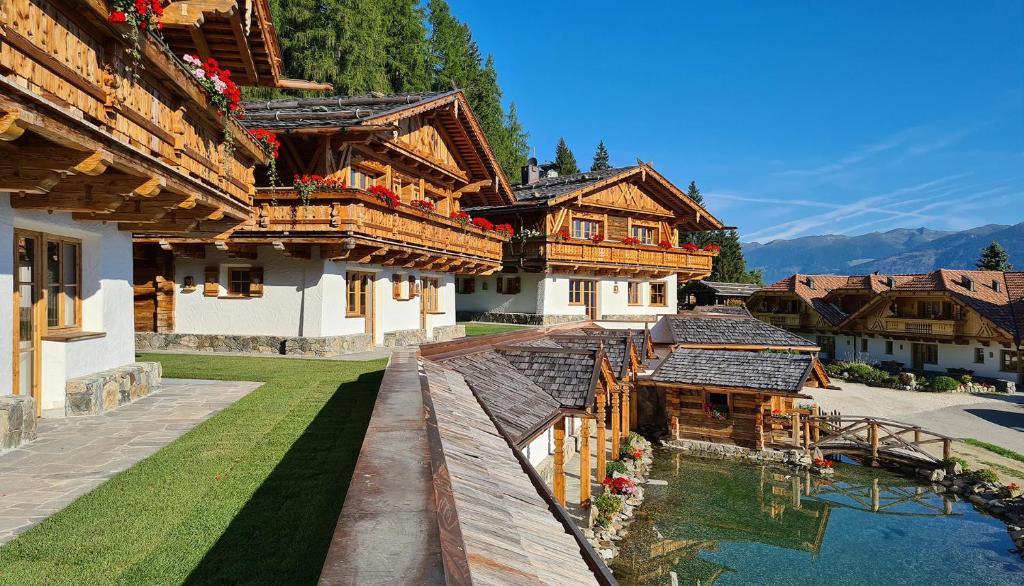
612, 450, 1024, 586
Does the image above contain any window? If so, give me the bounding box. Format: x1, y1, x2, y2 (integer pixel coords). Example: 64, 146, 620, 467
346, 272, 370, 316
974, 347, 985, 364
1001, 350, 1020, 373
650, 282, 667, 306
885, 340, 894, 355
572, 218, 601, 240
705, 392, 730, 419
631, 225, 656, 245
569, 279, 586, 305
860, 338, 868, 353
349, 168, 377, 190
457, 277, 475, 294
423, 278, 440, 313
44, 238, 80, 330
921, 344, 938, 365
627, 282, 642, 305
816, 335, 836, 358
497, 277, 520, 295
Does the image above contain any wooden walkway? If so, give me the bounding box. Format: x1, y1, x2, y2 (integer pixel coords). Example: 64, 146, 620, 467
774, 414, 952, 468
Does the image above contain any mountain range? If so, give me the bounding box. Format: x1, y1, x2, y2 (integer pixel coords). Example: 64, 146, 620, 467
742, 222, 1024, 284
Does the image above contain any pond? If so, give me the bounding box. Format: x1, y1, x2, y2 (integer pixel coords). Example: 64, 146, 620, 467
612, 449, 1024, 586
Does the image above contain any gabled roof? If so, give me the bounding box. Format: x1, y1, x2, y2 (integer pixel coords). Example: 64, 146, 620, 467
755, 273, 917, 326
240, 90, 514, 206
691, 305, 752, 317
464, 163, 724, 230
664, 314, 818, 350
517, 333, 638, 379
697, 281, 763, 297
1007, 272, 1024, 344
650, 349, 822, 394
494, 346, 603, 411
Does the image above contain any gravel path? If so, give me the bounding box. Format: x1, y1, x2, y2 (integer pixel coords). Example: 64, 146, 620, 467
806, 381, 1024, 453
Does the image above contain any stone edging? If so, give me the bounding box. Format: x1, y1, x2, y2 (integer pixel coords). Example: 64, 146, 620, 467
929, 466, 1024, 557
583, 435, 654, 562
0, 395, 36, 452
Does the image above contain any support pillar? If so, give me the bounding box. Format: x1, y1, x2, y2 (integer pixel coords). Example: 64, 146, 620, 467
553, 416, 566, 506
611, 388, 621, 460
620, 383, 630, 441
596, 392, 607, 482
579, 417, 591, 506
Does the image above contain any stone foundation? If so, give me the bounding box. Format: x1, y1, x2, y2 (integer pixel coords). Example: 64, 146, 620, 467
455, 311, 586, 325
284, 334, 373, 357
432, 324, 466, 342
137, 332, 374, 357
0, 395, 36, 451
65, 362, 162, 416
662, 438, 807, 466
382, 328, 428, 347
599, 314, 660, 322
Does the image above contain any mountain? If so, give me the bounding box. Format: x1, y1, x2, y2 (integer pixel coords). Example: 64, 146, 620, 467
743, 223, 1024, 283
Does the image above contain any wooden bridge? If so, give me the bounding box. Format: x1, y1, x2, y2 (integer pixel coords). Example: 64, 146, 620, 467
773, 413, 952, 468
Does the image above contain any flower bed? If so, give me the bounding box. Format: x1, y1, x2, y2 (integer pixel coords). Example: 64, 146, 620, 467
585, 432, 654, 561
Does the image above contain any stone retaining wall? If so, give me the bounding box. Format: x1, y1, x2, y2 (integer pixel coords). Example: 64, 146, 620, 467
137, 332, 374, 357
0, 395, 36, 451
284, 334, 373, 357
431, 324, 466, 342
662, 438, 805, 466
599, 314, 659, 322
455, 311, 585, 325
65, 362, 162, 416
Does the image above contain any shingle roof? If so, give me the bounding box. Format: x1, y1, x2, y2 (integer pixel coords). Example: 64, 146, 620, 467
1006, 272, 1024, 344
239, 91, 453, 131
421, 361, 602, 585
887, 269, 1020, 338
545, 335, 632, 378
699, 281, 763, 297
511, 167, 635, 202
692, 305, 752, 317
495, 347, 599, 410
757, 273, 918, 326
651, 349, 815, 393
666, 314, 817, 349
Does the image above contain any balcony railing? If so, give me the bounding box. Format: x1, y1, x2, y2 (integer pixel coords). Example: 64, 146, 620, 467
249, 189, 508, 262
508, 238, 714, 273
0, 0, 265, 208
752, 312, 803, 328
881, 318, 957, 336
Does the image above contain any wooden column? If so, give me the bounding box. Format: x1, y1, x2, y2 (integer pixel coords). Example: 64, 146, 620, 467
620, 383, 630, 441
610, 387, 621, 460
553, 416, 566, 506
596, 391, 607, 482
579, 417, 592, 506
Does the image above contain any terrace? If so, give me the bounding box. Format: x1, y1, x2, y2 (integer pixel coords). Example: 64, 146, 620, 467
508, 237, 714, 278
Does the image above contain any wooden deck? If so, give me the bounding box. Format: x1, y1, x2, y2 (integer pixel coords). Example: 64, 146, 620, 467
509, 238, 714, 277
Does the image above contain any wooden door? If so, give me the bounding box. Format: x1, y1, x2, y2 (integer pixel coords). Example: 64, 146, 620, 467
911, 343, 924, 370
133, 244, 175, 333
13, 231, 42, 415
582, 280, 598, 320
347, 271, 376, 341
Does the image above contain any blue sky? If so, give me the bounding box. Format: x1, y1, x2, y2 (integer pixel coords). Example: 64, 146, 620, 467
448, 1, 1024, 243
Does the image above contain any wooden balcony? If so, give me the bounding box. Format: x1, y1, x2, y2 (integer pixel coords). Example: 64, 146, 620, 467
879, 318, 958, 337
509, 238, 715, 278
235, 189, 508, 273
753, 313, 803, 329
0, 0, 268, 227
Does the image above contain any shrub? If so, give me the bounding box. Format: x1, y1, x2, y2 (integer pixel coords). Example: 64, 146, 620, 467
627, 431, 644, 447
605, 460, 628, 476
594, 493, 622, 527
973, 468, 999, 483
824, 362, 847, 377
928, 376, 960, 393
942, 456, 970, 472
960, 374, 973, 385
845, 362, 875, 379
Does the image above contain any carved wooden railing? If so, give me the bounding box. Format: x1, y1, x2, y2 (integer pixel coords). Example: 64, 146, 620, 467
773, 414, 952, 466
881, 318, 957, 336
0, 0, 265, 206
752, 312, 803, 328
509, 238, 715, 272
250, 189, 508, 261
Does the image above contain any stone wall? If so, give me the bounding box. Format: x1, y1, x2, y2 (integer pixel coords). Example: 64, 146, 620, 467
65, 362, 162, 416
455, 311, 586, 325
432, 324, 466, 342
284, 334, 373, 357
599, 314, 659, 322
136, 332, 374, 357
0, 395, 36, 451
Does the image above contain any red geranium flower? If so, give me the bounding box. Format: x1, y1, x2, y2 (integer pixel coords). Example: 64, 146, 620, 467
110, 10, 127, 22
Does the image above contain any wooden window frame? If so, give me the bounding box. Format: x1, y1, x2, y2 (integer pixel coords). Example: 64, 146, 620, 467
649, 281, 667, 307
423, 277, 441, 313
569, 279, 586, 306
704, 390, 732, 420
227, 267, 252, 297
346, 271, 370, 317
921, 343, 938, 365
43, 235, 82, 333
1000, 350, 1019, 373
571, 218, 602, 240
457, 277, 476, 294
885, 340, 894, 355
627, 281, 643, 306
630, 223, 658, 245
219, 265, 264, 299
860, 338, 868, 353
974, 347, 985, 365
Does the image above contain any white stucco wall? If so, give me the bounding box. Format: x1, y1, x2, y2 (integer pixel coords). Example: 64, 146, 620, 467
454, 272, 544, 314
1, 196, 136, 410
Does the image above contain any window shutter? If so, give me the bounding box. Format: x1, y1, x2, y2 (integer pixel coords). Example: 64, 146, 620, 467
249, 267, 265, 297
204, 266, 219, 296
509, 277, 521, 294
409, 275, 418, 298
496, 277, 504, 294
392, 274, 402, 300
466, 278, 475, 294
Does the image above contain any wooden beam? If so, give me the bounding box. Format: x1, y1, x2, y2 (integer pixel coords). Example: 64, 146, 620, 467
228, 12, 259, 85
610, 387, 621, 460
161, 0, 236, 27
595, 391, 607, 482
553, 416, 566, 506
579, 417, 591, 506
0, 110, 27, 141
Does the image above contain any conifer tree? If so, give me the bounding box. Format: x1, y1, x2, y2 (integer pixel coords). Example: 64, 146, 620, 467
336, 0, 390, 94
554, 138, 579, 176
384, 0, 432, 92
686, 181, 704, 206
977, 241, 1013, 271
504, 102, 530, 182
708, 230, 762, 284
428, 0, 478, 92
590, 141, 611, 171
681, 181, 712, 247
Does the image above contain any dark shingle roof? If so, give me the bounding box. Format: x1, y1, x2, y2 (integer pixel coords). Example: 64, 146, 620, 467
547, 335, 630, 378
699, 281, 762, 297
692, 305, 752, 317
511, 167, 635, 202
239, 92, 452, 131
495, 347, 598, 410
666, 315, 817, 348
651, 349, 814, 393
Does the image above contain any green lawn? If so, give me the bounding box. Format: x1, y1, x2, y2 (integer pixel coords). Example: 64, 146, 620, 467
0, 353, 386, 585
963, 438, 1024, 464
461, 322, 530, 337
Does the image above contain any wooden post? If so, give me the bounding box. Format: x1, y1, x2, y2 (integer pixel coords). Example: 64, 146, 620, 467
754, 410, 765, 451
872, 478, 880, 512
943, 438, 951, 461
791, 414, 800, 447
620, 383, 630, 441
813, 405, 821, 442
610, 388, 621, 460
914, 427, 921, 444
596, 392, 607, 482
553, 416, 566, 506
870, 421, 879, 461
580, 417, 592, 506
803, 417, 811, 450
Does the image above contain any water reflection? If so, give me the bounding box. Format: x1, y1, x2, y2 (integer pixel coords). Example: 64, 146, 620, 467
612, 450, 1021, 586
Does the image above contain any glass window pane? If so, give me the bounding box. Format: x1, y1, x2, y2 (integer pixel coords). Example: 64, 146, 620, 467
63, 243, 78, 284
19, 283, 34, 343
46, 241, 60, 286
47, 284, 60, 327
64, 285, 77, 327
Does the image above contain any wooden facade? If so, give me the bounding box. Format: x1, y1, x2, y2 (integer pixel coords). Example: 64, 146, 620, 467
471, 164, 722, 280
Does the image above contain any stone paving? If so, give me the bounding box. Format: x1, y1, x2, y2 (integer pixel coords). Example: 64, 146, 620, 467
0, 378, 260, 544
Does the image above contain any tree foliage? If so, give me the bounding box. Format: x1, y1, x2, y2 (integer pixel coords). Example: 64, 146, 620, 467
590, 141, 611, 171
977, 241, 1013, 271
554, 138, 579, 176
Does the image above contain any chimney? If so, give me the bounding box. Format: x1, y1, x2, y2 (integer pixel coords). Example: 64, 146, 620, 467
805, 276, 815, 290
886, 276, 896, 288
521, 157, 541, 185
993, 280, 1002, 293
962, 275, 975, 291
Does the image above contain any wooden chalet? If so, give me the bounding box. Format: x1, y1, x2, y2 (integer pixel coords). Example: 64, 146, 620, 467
131, 91, 515, 349
456, 162, 724, 323
0, 0, 317, 416
651, 311, 821, 352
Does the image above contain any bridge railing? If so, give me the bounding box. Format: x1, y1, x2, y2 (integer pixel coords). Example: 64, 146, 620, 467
774, 414, 952, 464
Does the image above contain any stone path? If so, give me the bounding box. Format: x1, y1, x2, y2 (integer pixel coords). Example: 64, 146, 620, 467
0, 378, 260, 544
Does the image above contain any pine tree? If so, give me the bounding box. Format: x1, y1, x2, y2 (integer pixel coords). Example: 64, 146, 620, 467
428, 0, 478, 91
681, 181, 712, 247
554, 138, 579, 176
708, 230, 762, 284
383, 0, 432, 92
977, 241, 1013, 271
590, 141, 610, 171
269, 0, 342, 89
504, 102, 530, 182
686, 181, 704, 206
